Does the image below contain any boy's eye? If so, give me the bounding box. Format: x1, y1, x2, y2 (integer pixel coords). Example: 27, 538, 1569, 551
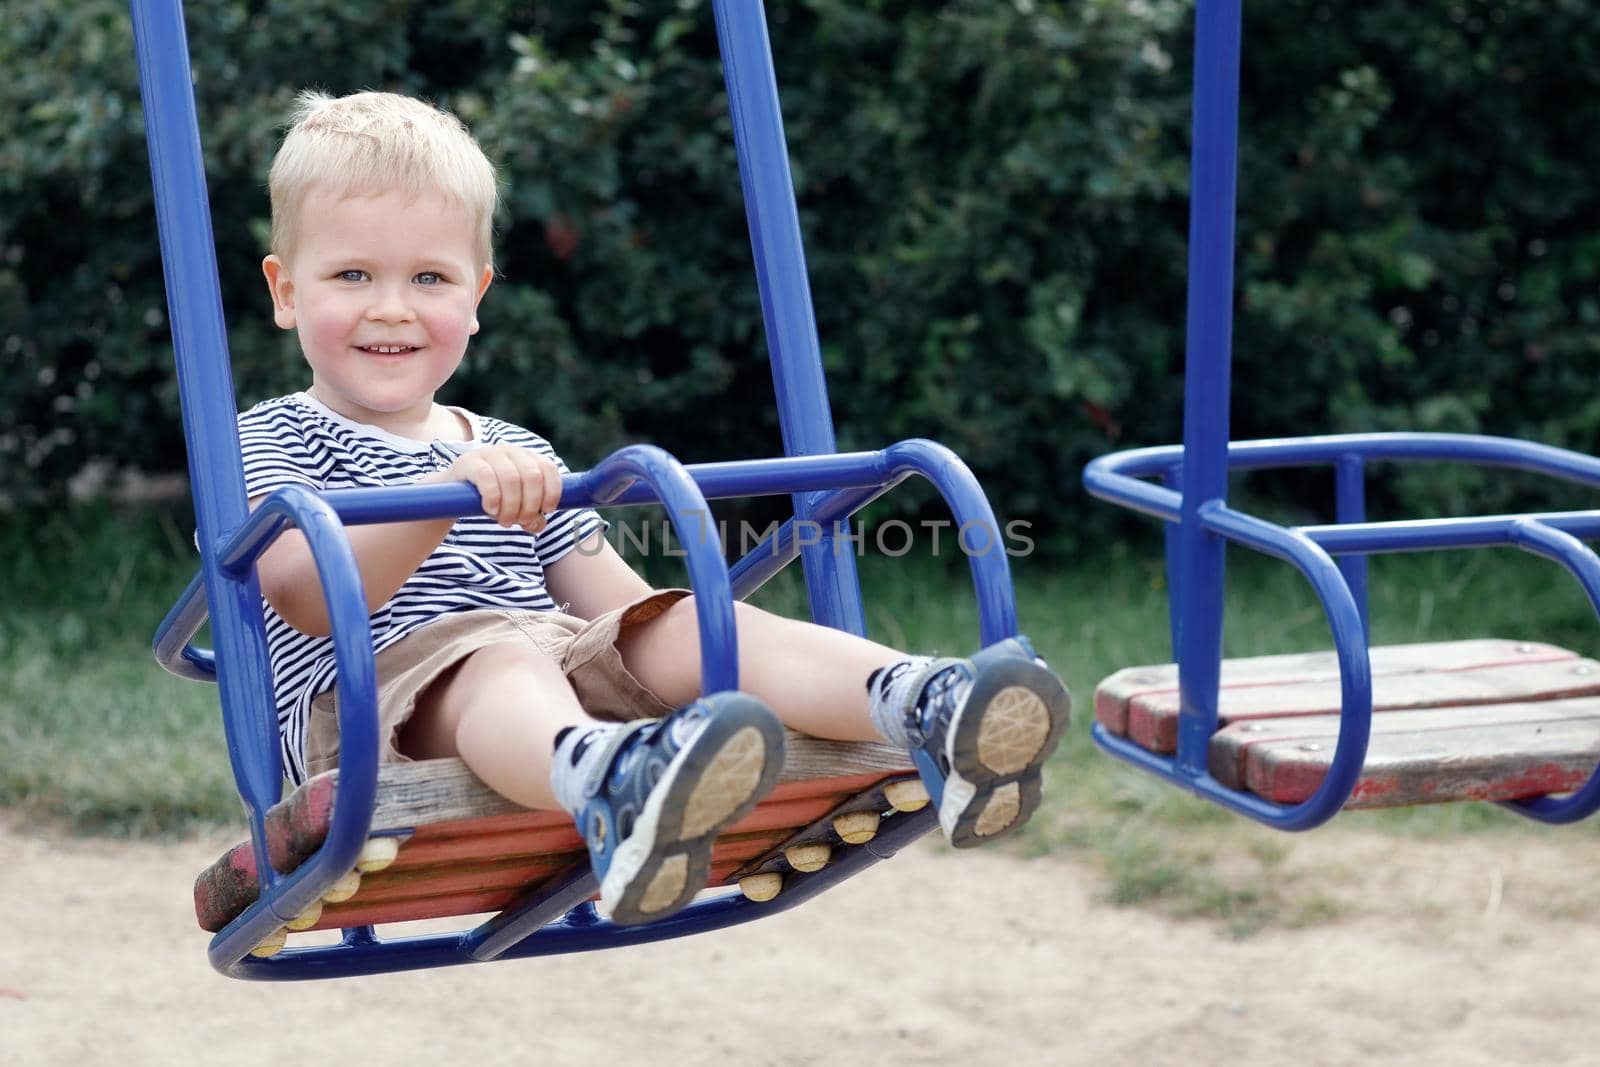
338, 270, 368, 283
415, 271, 442, 286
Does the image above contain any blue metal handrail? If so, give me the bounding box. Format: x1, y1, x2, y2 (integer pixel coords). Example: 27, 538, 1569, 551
158, 440, 1022, 684
202, 486, 380, 972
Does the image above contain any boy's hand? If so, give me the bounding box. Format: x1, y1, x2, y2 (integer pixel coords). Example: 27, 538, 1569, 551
422, 445, 562, 532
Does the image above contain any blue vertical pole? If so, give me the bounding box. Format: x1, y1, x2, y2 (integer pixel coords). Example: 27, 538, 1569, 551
130, 0, 283, 830
1334, 454, 1370, 635
1163, 466, 1183, 658
710, 0, 867, 636
1174, 0, 1243, 777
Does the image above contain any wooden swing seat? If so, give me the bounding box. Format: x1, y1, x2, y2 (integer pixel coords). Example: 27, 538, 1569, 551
195, 732, 918, 935
1095, 638, 1600, 808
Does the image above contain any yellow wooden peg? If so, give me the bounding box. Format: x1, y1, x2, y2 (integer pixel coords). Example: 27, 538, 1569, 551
321, 869, 361, 903
739, 872, 783, 902
249, 927, 287, 958
884, 779, 930, 813
785, 843, 831, 873
832, 811, 881, 845
285, 899, 323, 932
357, 836, 401, 873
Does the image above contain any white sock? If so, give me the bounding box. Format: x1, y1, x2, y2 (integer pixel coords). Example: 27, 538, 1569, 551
866, 656, 936, 748
548, 722, 628, 815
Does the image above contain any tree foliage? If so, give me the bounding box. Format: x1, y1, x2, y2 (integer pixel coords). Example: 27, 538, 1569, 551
4, 0, 1600, 539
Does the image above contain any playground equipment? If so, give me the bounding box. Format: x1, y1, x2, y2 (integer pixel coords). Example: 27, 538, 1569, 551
1085, 0, 1600, 829
134, 0, 1040, 980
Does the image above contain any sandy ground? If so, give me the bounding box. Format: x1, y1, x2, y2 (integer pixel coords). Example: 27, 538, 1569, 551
6, 816, 1600, 1067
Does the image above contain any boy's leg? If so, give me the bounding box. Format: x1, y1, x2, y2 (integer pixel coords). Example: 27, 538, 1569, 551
399, 640, 591, 811
615, 599, 900, 741
616, 597, 1070, 846
403, 637, 785, 925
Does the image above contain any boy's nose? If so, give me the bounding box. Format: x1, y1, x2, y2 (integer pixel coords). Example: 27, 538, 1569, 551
366, 288, 416, 323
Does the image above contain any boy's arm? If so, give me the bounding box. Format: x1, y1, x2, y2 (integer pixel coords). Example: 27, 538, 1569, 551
544, 529, 654, 620
256, 444, 562, 637
251, 508, 455, 638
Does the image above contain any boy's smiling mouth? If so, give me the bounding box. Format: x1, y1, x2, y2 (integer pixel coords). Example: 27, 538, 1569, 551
358, 344, 421, 355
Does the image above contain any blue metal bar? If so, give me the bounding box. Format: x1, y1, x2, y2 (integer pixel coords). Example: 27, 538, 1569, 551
155, 452, 897, 680
879, 440, 1020, 645
1083, 454, 1188, 522
1093, 501, 1373, 831
1334, 454, 1370, 633
726, 481, 901, 602
1173, 0, 1244, 776
467, 864, 597, 962
731, 441, 1020, 641
585, 445, 742, 693
158, 441, 1016, 676
204, 486, 381, 974
130, 0, 282, 840
313, 439, 1016, 644
323, 453, 891, 525
710, 0, 866, 636
1198, 504, 1372, 829
217, 447, 743, 697
1084, 434, 1600, 556
1300, 512, 1600, 555
1162, 465, 1184, 658
152, 570, 215, 681
1087, 432, 1600, 488
1501, 520, 1600, 824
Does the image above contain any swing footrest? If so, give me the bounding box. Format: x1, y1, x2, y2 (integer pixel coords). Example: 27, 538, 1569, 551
194, 733, 916, 935
1096, 638, 1600, 808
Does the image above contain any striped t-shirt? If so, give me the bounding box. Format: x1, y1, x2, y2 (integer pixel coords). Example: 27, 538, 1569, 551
237, 391, 607, 784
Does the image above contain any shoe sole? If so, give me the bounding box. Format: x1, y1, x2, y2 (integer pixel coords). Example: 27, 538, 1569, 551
940, 654, 1071, 848
599, 694, 785, 926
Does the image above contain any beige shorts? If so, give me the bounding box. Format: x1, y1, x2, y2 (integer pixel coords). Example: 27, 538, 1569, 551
305, 589, 690, 777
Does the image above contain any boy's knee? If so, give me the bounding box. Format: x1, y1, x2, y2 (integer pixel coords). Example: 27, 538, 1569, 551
458, 639, 565, 685
669, 595, 765, 635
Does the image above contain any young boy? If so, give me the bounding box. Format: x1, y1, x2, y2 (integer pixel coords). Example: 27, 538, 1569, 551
244, 90, 1070, 926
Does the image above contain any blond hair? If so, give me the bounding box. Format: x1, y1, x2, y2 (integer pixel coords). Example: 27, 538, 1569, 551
268, 90, 498, 267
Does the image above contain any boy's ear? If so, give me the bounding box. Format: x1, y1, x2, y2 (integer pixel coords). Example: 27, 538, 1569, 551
468, 264, 494, 336
261, 255, 297, 330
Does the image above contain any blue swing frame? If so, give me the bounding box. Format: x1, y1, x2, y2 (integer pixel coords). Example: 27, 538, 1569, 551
133, 0, 1026, 979
1083, 0, 1600, 831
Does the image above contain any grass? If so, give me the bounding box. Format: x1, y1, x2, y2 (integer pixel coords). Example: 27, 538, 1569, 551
5, 499, 1600, 931
0, 501, 238, 835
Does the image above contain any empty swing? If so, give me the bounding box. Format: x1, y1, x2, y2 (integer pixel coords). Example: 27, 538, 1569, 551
1084, 0, 1600, 829
133, 0, 1037, 979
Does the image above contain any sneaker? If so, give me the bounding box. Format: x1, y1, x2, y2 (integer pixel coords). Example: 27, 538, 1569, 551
570, 693, 785, 926
878, 638, 1071, 847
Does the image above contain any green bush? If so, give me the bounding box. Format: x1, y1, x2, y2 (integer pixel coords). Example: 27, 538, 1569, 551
1232, 0, 1600, 519
5, 1, 1600, 544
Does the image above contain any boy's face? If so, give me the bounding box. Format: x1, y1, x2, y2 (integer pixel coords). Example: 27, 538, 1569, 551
261, 186, 493, 434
